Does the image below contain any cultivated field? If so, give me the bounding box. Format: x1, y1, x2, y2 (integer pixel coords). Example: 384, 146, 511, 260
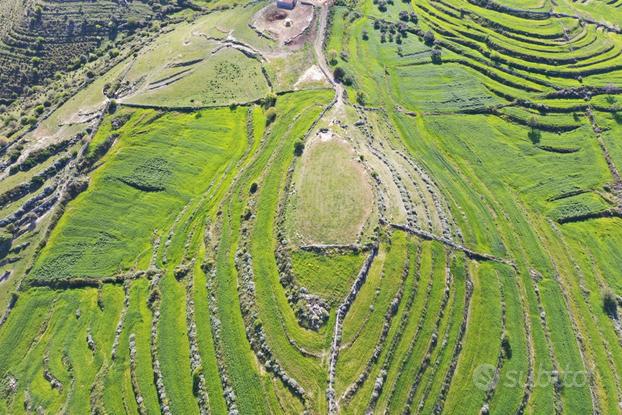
0, 0, 621, 413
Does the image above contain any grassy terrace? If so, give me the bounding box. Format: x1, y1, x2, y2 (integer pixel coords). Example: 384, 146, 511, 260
245, 90, 333, 409
287, 136, 373, 245
0, 0, 621, 413
322, 0, 622, 412
31, 108, 248, 280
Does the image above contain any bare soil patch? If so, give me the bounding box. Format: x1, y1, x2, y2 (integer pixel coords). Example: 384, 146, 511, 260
252, 3, 314, 46
266, 8, 288, 22
294, 65, 329, 89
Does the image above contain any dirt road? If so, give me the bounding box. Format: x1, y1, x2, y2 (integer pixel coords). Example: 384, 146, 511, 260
313, 0, 344, 107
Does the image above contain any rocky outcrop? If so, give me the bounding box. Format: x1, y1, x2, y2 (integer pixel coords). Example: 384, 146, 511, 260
184, 262, 211, 415
147, 273, 172, 415
111, 282, 130, 360
129, 334, 148, 415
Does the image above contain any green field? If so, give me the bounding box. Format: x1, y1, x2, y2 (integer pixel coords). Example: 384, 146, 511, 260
32, 107, 248, 280
0, 0, 621, 413
287, 136, 373, 245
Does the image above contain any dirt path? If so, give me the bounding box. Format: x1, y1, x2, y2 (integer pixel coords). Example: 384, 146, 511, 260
312, 0, 343, 108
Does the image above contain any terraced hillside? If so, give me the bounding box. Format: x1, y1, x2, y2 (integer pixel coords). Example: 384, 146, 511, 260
0, 0, 195, 104
0, 0, 621, 413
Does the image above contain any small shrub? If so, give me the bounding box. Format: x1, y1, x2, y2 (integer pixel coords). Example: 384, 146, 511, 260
356, 91, 366, 106
192, 367, 202, 397
528, 129, 541, 144
0, 232, 12, 259
431, 48, 442, 64
266, 108, 277, 125
263, 93, 277, 109
334, 67, 346, 82
424, 30, 435, 46
30, 176, 44, 189
20, 116, 36, 126
501, 332, 512, 359
528, 116, 541, 144
603, 289, 618, 318
294, 141, 305, 156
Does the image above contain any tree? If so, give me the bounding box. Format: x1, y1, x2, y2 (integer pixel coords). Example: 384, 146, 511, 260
334, 67, 346, 82
423, 30, 435, 46
328, 50, 338, 66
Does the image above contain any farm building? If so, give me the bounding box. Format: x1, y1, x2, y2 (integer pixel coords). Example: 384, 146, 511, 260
276, 0, 296, 10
